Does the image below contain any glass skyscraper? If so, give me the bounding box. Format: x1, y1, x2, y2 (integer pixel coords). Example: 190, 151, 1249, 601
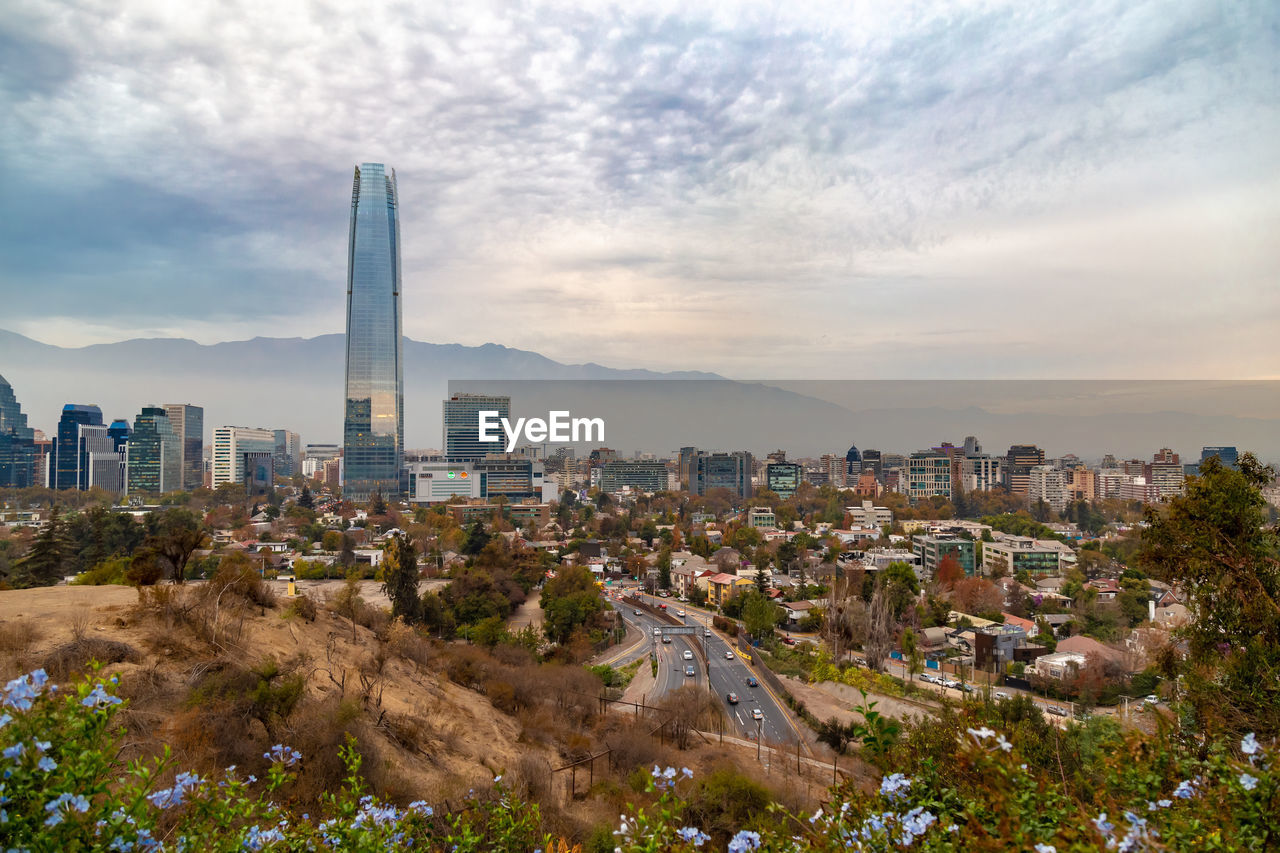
343, 163, 404, 502
54, 404, 104, 490
126, 406, 181, 495
443, 394, 511, 460
0, 375, 37, 488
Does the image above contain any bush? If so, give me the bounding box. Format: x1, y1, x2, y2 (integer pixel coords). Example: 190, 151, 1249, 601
73, 556, 132, 586
286, 594, 318, 622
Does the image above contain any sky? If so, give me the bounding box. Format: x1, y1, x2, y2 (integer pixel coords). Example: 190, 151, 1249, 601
1, 0, 1278, 379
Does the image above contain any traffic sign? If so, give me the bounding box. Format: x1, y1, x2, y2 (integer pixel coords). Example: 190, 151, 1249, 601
658, 626, 698, 635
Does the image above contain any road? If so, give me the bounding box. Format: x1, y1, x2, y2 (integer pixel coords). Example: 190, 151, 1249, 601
603, 592, 804, 748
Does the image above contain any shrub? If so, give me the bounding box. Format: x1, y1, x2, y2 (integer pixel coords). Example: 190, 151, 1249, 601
286, 594, 318, 622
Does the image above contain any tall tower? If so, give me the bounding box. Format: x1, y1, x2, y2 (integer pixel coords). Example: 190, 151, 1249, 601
163, 404, 204, 491
343, 163, 404, 502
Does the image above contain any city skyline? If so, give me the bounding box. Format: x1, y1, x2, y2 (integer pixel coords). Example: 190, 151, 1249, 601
1, 1, 1277, 380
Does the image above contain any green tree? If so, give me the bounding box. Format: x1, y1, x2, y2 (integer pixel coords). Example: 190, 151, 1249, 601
15, 506, 69, 587
901, 627, 921, 685
656, 547, 672, 590
540, 564, 603, 645
741, 591, 780, 640
462, 521, 491, 556
298, 484, 315, 510
146, 508, 206, 583
369, 491, 387, 516
1138, 453, 1280, 738
381, 533, 422, 624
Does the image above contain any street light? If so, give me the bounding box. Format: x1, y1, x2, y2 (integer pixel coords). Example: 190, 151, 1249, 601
756, 716, 762, 761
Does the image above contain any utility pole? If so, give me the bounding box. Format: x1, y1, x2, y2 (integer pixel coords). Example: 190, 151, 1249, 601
756, 718, 762, 761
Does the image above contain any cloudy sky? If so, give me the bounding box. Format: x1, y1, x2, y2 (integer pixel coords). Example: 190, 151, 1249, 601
2, 0, 1277, 378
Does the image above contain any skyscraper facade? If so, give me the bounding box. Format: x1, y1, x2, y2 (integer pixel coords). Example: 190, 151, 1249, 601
343, 162, 404, 502
126, 407, 181, 495
54, 404, 104, 490
0, 375, 37, 488
443, 394, 511, 460
211, 426, 276, 488
163, 404, 204, 491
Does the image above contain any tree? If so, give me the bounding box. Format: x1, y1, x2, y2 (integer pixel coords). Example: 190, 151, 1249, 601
339, 533, 356, 570
742, 591, 780, 640
322, 530, 344, 552
381, 534, 422, 624
298, 485, 315, 510
878, 561, 920, 621
369, 491, 387, 516
147, 509, 206, 584
863, 588, 894, 673
462, 521, 490, 556
15, 506, 69, 587
1138, 453, 1280, 738
540, 565, 603, 645
656, 547, 672, 590
935, 553, 965, 588
901, 627, 921, 684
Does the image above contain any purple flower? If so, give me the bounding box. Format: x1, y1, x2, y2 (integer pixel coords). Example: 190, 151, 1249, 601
677, 826, 710, 846
1241, 732, 1260, 756
728, 830, 761, 853
1239, 773, 1258, 791
880, 773, 912, 803
1173, 779, 1195, 799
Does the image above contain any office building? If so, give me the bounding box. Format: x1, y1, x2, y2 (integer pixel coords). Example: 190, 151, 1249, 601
442, 394, 511, 460
1004, 444, 1046, 495
906, 451, 952, 501
212, 427, 276, 489
343, 162, 404, 501
860, 449, 882, 478
845, 445, 862, 479
691, 451, 753, 500
0, 375, 37, 489
960, 455, 1002, 493
405, 456, 546, 503
914, 534, 976, 578
1200, 446, 1238, 471
765, 461, 802, 499
31, 430, 53, 489
1144, 449, 1185, 500
54, 404, 103, 490
846, 500, 893, 528
107, 420, 131, 451
982, 536, 1066, 577
80, 424, 125, 494
600, 460, 668, 495
162, 404, 204, 491
126, 407, 181, 495
273, 429, 302, 478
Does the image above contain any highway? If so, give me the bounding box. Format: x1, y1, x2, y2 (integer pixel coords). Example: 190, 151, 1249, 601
604, 592, 806, 749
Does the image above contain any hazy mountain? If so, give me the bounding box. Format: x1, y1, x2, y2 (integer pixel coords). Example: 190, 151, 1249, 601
3, 329, 1277, 462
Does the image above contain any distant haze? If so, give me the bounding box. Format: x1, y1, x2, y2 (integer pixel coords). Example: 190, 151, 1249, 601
3, 329, 1276, 463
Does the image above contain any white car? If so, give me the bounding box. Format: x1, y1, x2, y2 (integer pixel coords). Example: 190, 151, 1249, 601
751, 708, 764, 721
677, 609, 686, 617
994, 691, 1009, 700
683, 650, 693, 661
920, 673, 936, 684
724, 651, 735, 660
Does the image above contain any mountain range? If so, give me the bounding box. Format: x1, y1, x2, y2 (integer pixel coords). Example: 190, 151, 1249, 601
2, 328, 1278, 462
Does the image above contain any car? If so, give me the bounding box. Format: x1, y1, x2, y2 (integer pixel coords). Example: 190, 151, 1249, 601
683, 650, 693, 661
852, 657, 866, 667
662, 636, 671, 644
677, 609, 686, 617
634, 609, 642, 616
726, 692, 739, 705
920, 673, 936, 684
704, 629, 712, 638
1144, 694, 1159, 704
780, 635, 796, 645
745, 676, 759, 687
994, 691, 1009, 700
943, 679, 960, 689
959, 684, 975, 693
653, 628, 661, 637
677, 596, 688, 603
751, 708, 764, 721
658, 603, 667, 610
724, 651, 735, 660
684, 666, 695, 677
1045, 705, 1067, 717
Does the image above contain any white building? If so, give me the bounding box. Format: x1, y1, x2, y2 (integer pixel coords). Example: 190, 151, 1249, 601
1035, 651, 1088, 681
961, 455, 1003, 493
211, 427, 276, 488
846, 500, 893, 527
1028, 465, 1068, 513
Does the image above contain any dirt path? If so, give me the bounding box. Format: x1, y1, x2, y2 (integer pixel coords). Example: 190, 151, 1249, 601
780, 676, 939, 725
505, 596, 544, 632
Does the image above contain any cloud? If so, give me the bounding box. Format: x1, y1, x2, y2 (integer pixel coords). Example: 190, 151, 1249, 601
0, 0, 1277, 376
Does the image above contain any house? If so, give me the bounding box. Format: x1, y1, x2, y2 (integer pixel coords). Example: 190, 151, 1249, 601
1056, 634, 1129, 670
920, 626, 950, 650
1035, 651, 1088, 680
705, 573, 754, 607
1084, 579, 1121, 601
781, 600, 819, 624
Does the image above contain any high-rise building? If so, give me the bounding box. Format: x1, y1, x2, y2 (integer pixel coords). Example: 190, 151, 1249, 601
212, 427, 276, 489
107, 420, 131, 452
1004, 444, 1046, 495
907, 451, 952, 501
343, 162, 404, 502
691, 451, 753, 500
273, 429, 302, 478
600, 460, 668, 495
31, 430, 53, 489
54, 404, 103, 490
1144, 449, 1185, 500
443, 394, 511, 460
678, 446, 698, 490
1028, 465, 1068, 513
819, 454, 846, 488
0, 375, 37, 489
162, 404, 204, 491
765, 461, 803, 499
860, 449, 883, 478
126, 407, 181, 495
845, 445, 862, 479
1200, 446, 1238, 471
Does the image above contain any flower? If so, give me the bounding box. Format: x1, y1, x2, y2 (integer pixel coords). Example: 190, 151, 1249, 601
37, 756, 57, 773
1241, 732, 1260, 756
681, 767, 694, 779
81, 684, 123, 709
409, 800, 433, 816
1173, 779, 1195, 799
1035, 845, 1057, 853
967, 727, 996, 742
44, 792, 90, 827
1239, 773, 1258, 791
995, 734, 1013, 752
264, 744, 301, 766
677, 826, 710, 846
1093, 812, 1114, 836
3, 743, 24, 761
880, 773, 912, 803
727, 830, 761, 853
